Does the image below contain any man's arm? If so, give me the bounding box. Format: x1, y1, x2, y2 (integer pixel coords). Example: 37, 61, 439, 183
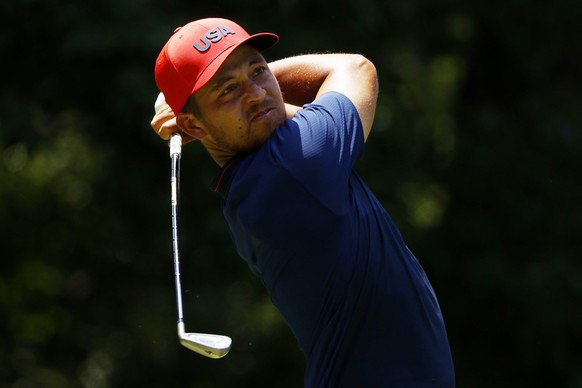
269, 54, 379, 141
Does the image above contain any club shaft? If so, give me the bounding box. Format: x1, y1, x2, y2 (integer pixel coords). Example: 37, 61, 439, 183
170, 133, 184, 323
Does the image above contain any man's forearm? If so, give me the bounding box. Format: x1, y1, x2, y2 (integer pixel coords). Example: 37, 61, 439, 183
269, 53, 379, 139
269, 54, 339, 106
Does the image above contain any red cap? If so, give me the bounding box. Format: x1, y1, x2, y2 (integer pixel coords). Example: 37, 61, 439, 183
154, 18, 279, 114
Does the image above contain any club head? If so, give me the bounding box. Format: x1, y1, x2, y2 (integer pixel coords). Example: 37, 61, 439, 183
178, 322, 232, 359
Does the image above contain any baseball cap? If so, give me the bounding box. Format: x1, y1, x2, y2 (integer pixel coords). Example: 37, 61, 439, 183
155, 18, 279, 114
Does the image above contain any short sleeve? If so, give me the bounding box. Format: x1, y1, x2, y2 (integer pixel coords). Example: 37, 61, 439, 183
265, 92, 365, 211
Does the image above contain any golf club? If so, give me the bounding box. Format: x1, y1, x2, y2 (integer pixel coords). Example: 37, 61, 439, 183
157, 92, 232, 359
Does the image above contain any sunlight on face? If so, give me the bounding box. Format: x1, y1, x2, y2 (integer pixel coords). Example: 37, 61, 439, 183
194, 45, 286, 158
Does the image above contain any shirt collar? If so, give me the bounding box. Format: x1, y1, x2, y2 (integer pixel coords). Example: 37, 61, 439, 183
210, 156, 243, 197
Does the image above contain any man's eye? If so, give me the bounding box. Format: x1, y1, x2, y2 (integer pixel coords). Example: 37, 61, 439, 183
253, 66, 266, 77
221, 85, 236, 95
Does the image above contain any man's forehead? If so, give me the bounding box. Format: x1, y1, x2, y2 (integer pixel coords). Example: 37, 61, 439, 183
208, 46, 265, 88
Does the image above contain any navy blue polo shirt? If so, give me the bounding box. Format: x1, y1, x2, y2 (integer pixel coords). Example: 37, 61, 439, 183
212, 92, 455, 387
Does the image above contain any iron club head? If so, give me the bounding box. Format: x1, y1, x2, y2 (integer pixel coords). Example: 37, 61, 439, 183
178, 322, 232, 359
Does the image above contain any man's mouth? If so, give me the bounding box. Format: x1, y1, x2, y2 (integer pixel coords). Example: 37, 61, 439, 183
251, 107, 274, 122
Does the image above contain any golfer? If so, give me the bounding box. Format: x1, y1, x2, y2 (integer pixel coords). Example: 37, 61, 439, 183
151, 17, 455, 387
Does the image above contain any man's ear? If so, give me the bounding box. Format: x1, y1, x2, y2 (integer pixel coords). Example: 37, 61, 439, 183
176, 113, 208, 140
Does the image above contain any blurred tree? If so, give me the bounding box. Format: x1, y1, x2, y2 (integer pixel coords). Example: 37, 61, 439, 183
1, 0, 580, 387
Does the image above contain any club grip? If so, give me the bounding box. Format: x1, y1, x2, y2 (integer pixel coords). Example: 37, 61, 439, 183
170, 132, 182, 157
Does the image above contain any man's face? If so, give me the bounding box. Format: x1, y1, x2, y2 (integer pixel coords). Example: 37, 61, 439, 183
192, 45, 286, 154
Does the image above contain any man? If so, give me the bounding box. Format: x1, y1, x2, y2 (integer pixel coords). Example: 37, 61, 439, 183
151, 18, 455, 387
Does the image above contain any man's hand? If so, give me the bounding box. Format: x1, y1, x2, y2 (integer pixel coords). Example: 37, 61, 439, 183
150, 103, 195, 144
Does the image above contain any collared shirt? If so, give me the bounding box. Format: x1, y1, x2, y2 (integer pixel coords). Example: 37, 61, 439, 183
212, 92, 455, 387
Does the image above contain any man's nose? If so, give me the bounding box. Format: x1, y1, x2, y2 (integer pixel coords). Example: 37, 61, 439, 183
244, 80, 266, 104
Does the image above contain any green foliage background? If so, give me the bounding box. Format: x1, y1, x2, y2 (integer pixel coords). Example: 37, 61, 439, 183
1, 0, 581, 387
